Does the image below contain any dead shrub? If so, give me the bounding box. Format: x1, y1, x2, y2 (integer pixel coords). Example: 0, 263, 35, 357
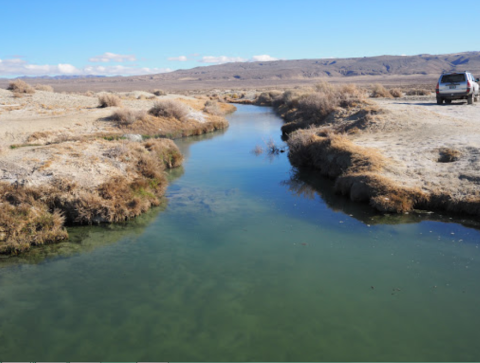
282, 90, 306, 108
297, 92, 338, 122
203, 100, 223, 115
110, 108, 148, 125
389, 88, 403, 98
98, 94, 122, 108
34, 84, 54, 92
256, 90, 283, 105
148, 100, 189, 121
438, 147, 461, 163
371, 84, 393, 98
406, 89, 431, 96
314, 81, 336, 93
7, 80, 35, 94
152, 89, 167, 96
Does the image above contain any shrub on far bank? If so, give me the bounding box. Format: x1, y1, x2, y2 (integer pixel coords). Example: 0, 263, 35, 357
256, 90, 283, 105
98, 94, 122, 108
389, 88, 403, 98
203, 100, 223, 115
34, 84, 54, 92
406, 89, 431, 96
152, 89, 167, 96
110, 108, 148, 125
148, 100, 189, 121
7, 80, 35, 94
370, 84, 393, 98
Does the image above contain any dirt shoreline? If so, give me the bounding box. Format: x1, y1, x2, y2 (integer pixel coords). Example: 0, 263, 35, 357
0, 86, 235, 254
252, 89, 480, 218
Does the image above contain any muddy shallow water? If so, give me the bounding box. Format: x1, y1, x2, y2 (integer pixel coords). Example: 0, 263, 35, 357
0, 105, 479, 361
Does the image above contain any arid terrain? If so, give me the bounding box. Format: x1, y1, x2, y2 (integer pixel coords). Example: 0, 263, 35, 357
352, 98, 480, 199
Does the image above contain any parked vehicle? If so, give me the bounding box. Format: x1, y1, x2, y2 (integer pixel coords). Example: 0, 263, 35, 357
436, 72, 479, 105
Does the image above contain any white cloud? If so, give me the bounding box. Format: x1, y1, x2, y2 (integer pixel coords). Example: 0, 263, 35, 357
199, 56, 247, 64
88, 52, 137, 63
0, 58, 171, 77
82, 65, 172, 76
250, 55, 278, 62
198, 54, 279, 64
168, 55, 188, 61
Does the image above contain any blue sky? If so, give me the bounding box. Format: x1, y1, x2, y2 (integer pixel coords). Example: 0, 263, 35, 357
1, 0, 479, 77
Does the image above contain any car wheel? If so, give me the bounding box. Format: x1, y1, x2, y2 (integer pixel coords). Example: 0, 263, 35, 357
436, 96, 443, 105
468, 93, 473, 104
445, 99, 452, 104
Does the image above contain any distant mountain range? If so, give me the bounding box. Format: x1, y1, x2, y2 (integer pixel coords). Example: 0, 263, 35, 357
147, 51, 480, 81
2, 52, 480, 91
16, 75, 107, 80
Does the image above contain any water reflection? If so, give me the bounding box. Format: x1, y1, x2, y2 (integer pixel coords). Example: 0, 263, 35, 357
283, 166, 480, 230
0, 203, 168, 268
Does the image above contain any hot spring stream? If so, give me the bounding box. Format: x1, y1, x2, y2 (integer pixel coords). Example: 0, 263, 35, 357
0, 104, 479, 361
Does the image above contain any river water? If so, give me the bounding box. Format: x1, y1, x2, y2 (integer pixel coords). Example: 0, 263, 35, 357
0, 105, 479, 361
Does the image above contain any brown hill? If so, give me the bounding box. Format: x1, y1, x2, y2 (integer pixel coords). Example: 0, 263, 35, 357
1, 51, 480, 92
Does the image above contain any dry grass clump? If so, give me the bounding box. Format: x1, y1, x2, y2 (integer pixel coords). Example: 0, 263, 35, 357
148, 100, 189, 121
98, 93, 123, 108
110, 108, 148, 126
286, 130, 426, 213
336, 173, 426, 213
293, 83, 365, 122
389, 88, 403, 98
406, 89, 431, 96
371, 84, 393, 98
437, 147, 461, 163
34, 84, 54, 92
296, 93, 338, 122
282, 90, 306, 108
0, 183, 68, 254
0, 138, 184, 254
7, 80, 35, 94
152, 89, 167, 96
287, 131, 385, 175
203, 100, 224, 116
264, 83, 368, 136
256, 90, 284, 105
314, 81, 336, 93
143, 139, 184, 168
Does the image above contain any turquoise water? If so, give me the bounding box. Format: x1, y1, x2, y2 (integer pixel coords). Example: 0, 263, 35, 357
0, 105, 480, 361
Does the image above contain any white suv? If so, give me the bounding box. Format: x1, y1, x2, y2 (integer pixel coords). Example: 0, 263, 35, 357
436, 71, 479, 105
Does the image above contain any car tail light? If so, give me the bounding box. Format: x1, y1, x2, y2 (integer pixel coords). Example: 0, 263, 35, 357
436, 82, 439, 94
467, 80, 471, 93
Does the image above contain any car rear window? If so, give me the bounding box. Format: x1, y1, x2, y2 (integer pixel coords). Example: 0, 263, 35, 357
441, 74, 465, 83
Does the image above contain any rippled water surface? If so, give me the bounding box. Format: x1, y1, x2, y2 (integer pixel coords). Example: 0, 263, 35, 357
1, 105, 480, 361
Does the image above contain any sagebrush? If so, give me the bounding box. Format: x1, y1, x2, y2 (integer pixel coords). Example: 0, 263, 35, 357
7, 80, 35, 94
98, 94, 122, 108
148, 100, 189, 121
